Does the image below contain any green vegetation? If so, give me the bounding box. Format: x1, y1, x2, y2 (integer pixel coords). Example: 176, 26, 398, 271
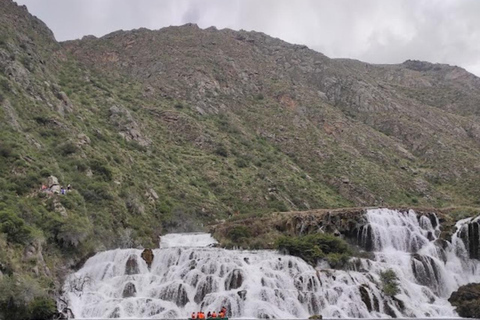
380, 269, 400, 296
0, 275, 56, 320
0, 208, 34, 244
277, 233, 351, 267
227, 225, 252, 242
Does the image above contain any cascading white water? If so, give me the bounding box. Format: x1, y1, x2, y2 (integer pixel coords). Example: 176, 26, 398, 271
160, 233, 218, 248
61, 209, 480, 319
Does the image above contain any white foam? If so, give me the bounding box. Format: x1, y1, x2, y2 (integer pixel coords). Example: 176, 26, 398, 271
160, 233, 218, 248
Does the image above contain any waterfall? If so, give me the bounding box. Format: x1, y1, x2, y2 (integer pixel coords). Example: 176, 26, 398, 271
61, 209, 480, 319
160, 233, 218, 248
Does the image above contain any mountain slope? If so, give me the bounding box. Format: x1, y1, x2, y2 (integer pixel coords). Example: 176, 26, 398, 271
62, 25, 480, 207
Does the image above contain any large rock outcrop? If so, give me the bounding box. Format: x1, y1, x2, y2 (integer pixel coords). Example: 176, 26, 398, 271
448, 283, 480, 318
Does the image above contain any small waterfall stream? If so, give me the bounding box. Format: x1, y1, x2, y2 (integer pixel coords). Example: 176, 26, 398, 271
61, 209, 480, 319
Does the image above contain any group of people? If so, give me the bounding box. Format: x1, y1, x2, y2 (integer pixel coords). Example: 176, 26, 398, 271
40, 183, 71, 195
191, 307, 227, 319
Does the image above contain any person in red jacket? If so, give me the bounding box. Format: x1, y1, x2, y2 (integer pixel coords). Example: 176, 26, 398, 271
191, 312, 196, 319
212, 311, 217, 318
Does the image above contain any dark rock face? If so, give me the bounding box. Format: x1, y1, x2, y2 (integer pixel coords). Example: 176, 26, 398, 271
194, 275, 215, 303
448, 283, 480, 318
225, 269, 244, 290
125, 255, 140, 275
237, 289, 247, 301
359, 285, 372, 312
457, 217, 480, 260
158, 283, 189, 307
141, 249, 154, 269
357, 224, 374, 251
122, 282, 137, 298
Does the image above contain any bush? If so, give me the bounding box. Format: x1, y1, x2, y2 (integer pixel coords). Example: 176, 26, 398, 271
234, 157, 248, 168
11, 170, 41, 196
227, 225, 252, 242
28, 296, 56, 320
380, 269, 400, 296
0, 143, 18, 159
0, 275, 56, 320
57, 141, 78, 156
277, 233, 351, 266
56, 216, 92, 248
214, 145, 228, 158
80, 182, 113, 203
0, 209, 33, 244
89, 159, 113, 181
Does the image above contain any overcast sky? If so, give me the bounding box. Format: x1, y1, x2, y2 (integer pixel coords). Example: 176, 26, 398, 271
16, 0, 480, 76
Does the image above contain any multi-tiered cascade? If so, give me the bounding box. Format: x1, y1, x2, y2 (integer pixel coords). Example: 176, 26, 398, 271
61, 209, 480, 318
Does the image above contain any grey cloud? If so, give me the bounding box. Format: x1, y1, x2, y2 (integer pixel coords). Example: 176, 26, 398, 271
15, 0, 480, 76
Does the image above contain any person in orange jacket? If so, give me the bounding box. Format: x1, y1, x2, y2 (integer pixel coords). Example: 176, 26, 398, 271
220, 306, 227, 318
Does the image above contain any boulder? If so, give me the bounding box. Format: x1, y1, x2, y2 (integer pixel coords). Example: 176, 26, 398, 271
448, 283, 480, 318
47, 175, 59, 187
122, 282, 137, 298
77, 133, 91, 146
237, 289, 247, 301
141, 248, 154, 269
125, 255, 139, 275
225, 269, 244, 290
51, 184, 61, 194
308, 315, 322, 320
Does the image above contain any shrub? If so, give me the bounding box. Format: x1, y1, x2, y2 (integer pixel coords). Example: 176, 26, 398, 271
255, 93, 264, 100
227, 225, 252, 242
0, 275, 56, 320
56, 216, 92, 248
0, 209, 33, 244
80, 182, 113, 203
277, 233, 351, 267
89, 160, 113, 181
0, 143, 18, 159
39, 168, 50, 178
57, 141, 78, 156
234, 157, 248, 168
214, 145, 228, 158
13, 172, 41, 195
28, 296, 56, 320
380, 269, 400, 296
